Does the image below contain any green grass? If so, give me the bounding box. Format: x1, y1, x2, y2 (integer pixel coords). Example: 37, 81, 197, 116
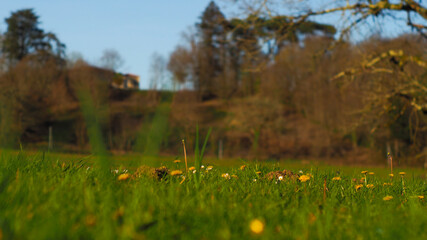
0, 150, 426, 239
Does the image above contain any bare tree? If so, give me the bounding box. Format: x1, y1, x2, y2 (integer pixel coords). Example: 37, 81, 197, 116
149, 53, 167, 90
99, 48, 124, 71
0, 33, 6, 74
66, 51, 86, 68
231, 0, 427, 40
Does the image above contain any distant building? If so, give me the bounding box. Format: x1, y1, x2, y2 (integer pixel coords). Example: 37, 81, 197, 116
112, 73, 140, 89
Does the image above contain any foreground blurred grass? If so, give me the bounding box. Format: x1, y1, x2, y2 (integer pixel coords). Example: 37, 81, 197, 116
0, 150, 426, 239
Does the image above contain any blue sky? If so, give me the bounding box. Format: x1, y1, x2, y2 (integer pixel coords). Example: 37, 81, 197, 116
0, 1, 420, 89
0, 0, 219, 88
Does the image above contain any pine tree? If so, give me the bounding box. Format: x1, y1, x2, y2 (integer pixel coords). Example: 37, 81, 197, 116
196, 1, 228, 100
2, 9, 65, 64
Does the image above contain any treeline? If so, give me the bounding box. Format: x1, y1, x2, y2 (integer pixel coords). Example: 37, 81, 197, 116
0, 3, 426, 166
168, 2, 336, 100
167, 2, 427, 165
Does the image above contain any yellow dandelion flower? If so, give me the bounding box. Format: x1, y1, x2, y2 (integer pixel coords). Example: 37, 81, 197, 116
231, 174, 238, 179
399, 172, 406, 176
188, 166, 195, 171
366, 184, 374, 188
173, 160, 181, 163
383, 182, 393, 186
383, 196, 393, 201
361, 171, 368, 174
221, 173, 230, 179
418, 196, 424, 200
240, 165, 246, 170
332, 176, 341, 181
389, 173, 394, 177
170, 170, 183, 176
118, 173, 130, 181
250, 219, 264, 234
355, 184, 363, 190
368, 172, 374, 175
256, 171, 262, 175
299, 175, 310, 182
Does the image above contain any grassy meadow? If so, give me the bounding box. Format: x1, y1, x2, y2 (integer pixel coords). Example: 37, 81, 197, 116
2, 2, 427, 240
0, 150, 426, 240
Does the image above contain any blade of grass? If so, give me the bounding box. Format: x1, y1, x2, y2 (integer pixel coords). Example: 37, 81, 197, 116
200, 127, 212, 163
194, 125, 211, 186
76, 88, 115, 240
134, 98, 171, 166
76, 89, 109, 176
194, 125, 200, 186
182, 139, 188, 173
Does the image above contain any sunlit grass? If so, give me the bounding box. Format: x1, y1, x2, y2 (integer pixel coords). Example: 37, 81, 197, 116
0, 150, 426, 239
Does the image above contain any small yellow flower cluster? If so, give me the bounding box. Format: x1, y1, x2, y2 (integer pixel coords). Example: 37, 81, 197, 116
332, 176, 341, 181
173, 160, 181, 163
383, 182, 393, 186
361, 171, 368, 174
299, 175, 310, 182
399, 172, 406, 176
221, 173, 231, 179
206, 166, 213, 171
366, 184, 374, 189
170, 170, 183, 176
189, 166, 195, 171
118, 173, 130, 181
383, 196, 393, 201
240, 165, 246, 170
355, 184, 363, 190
